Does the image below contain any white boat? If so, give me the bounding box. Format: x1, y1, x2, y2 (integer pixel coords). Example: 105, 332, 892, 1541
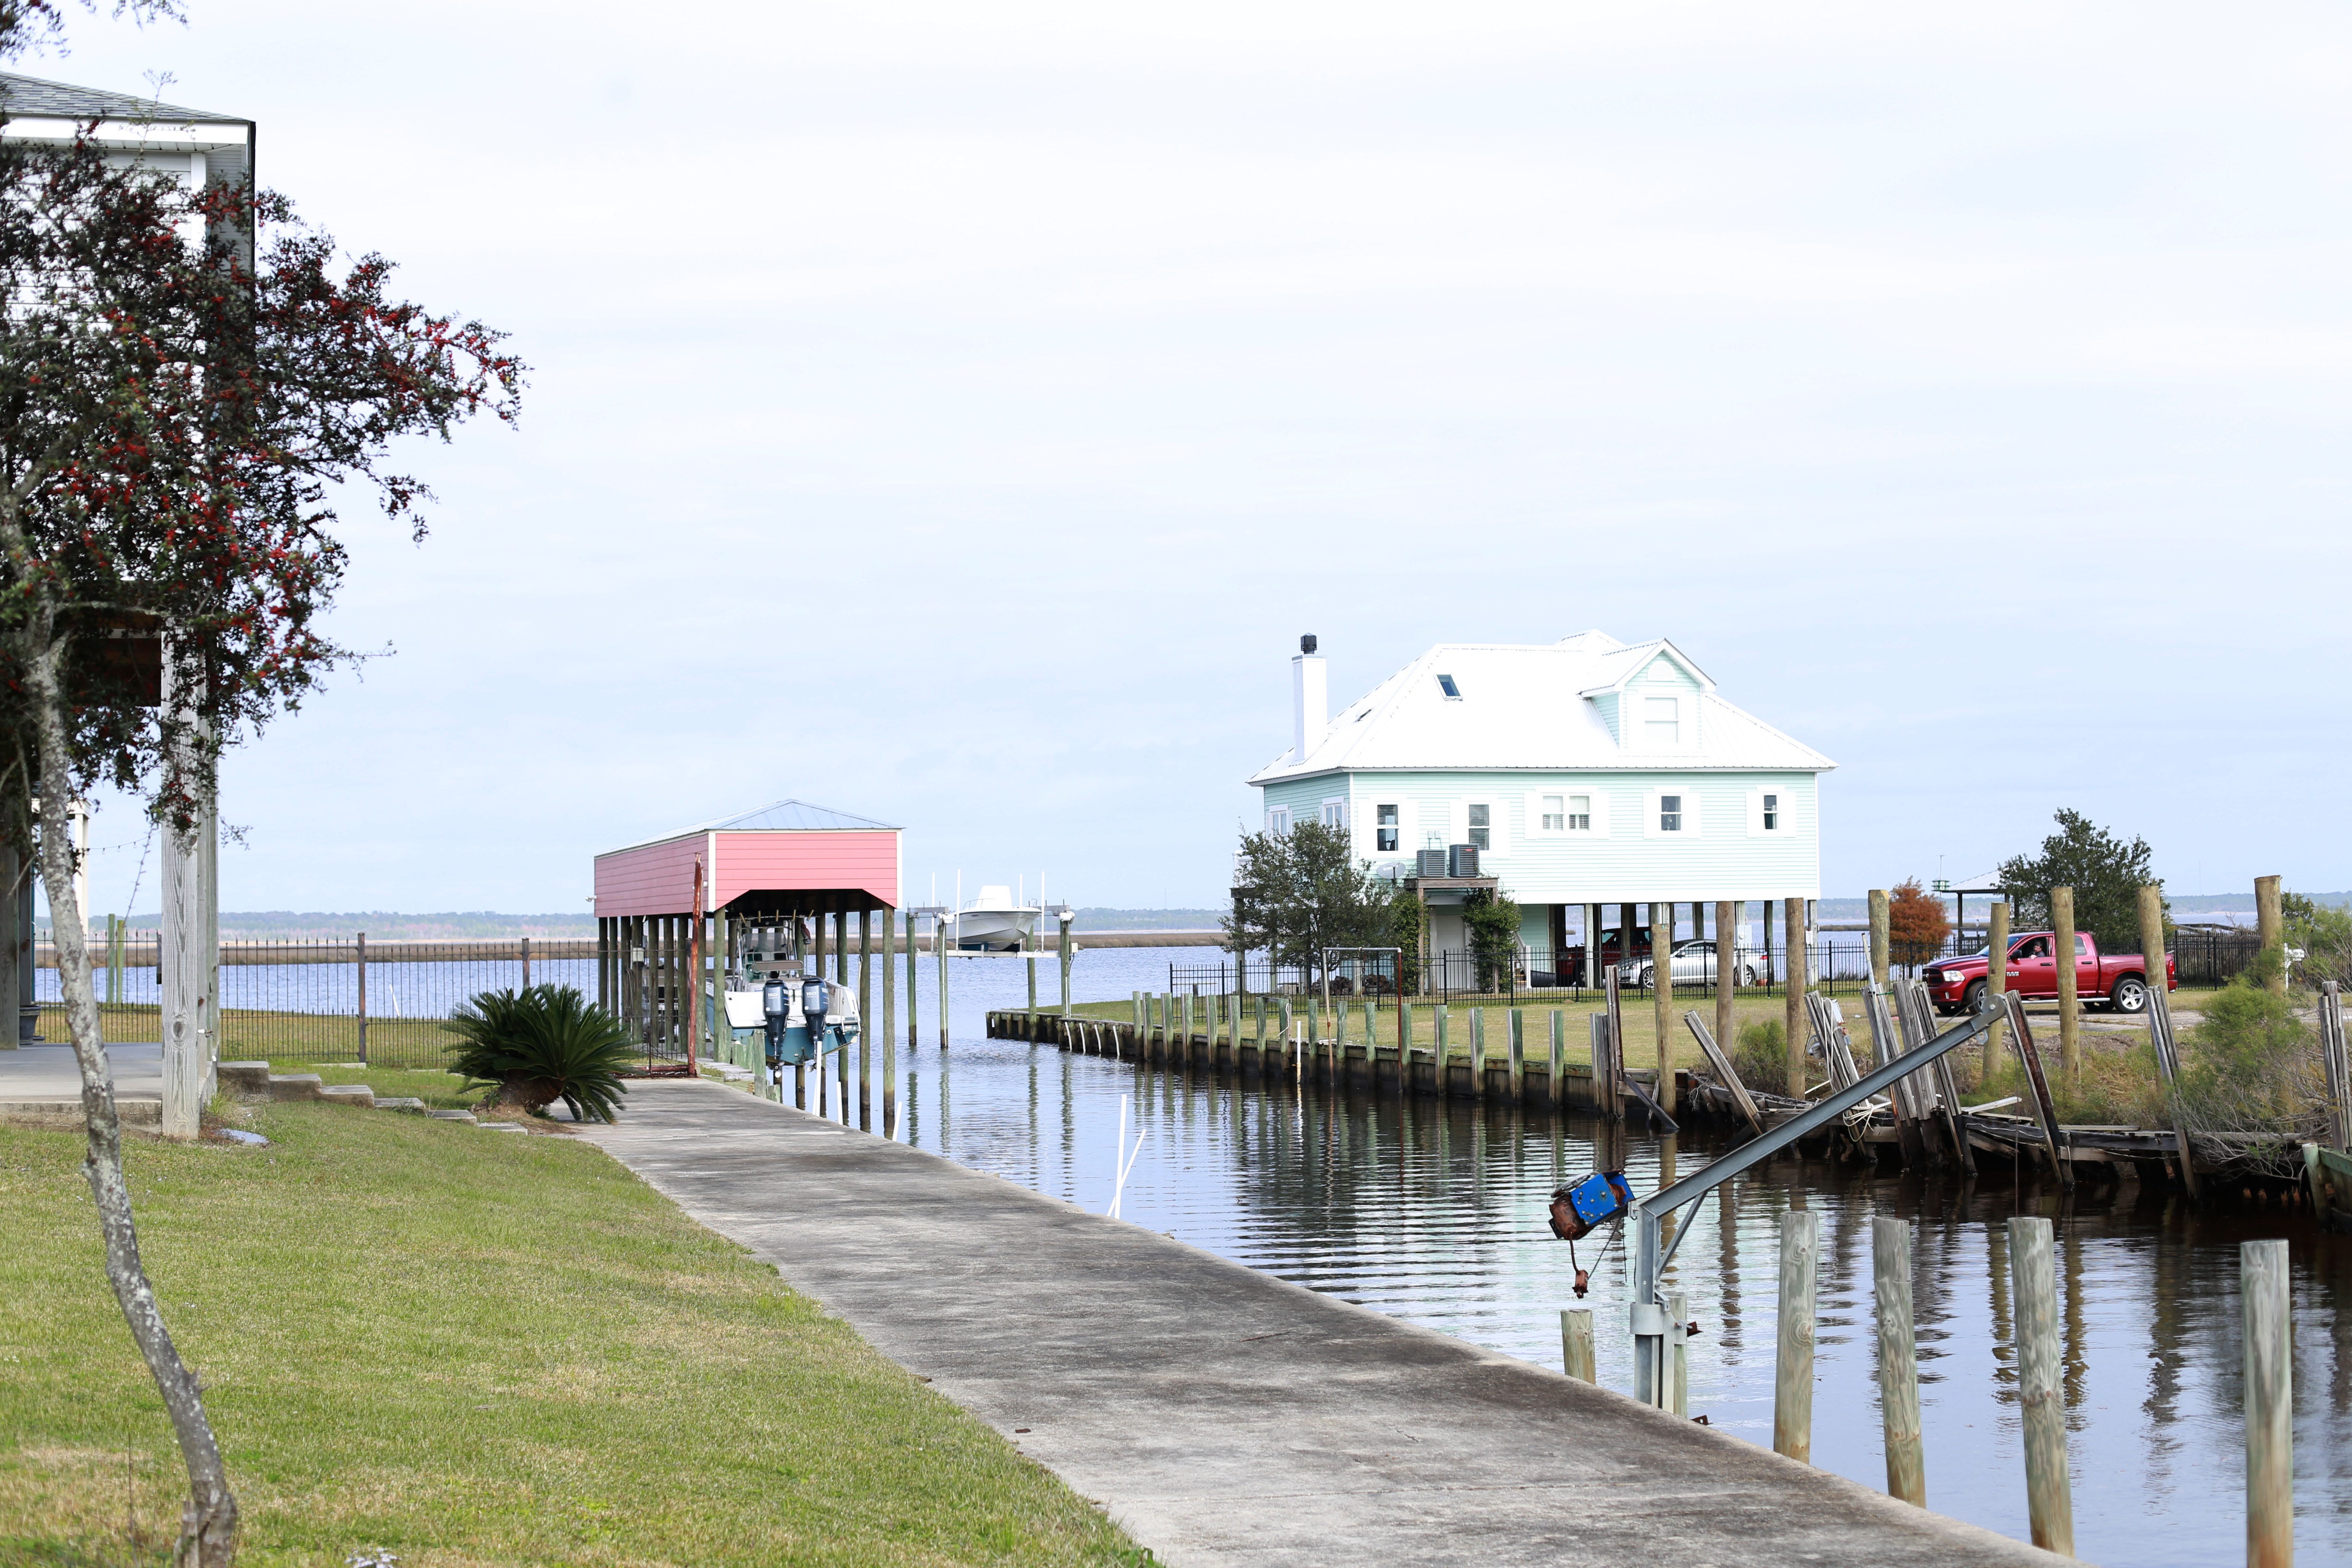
952, 885, 1040, 952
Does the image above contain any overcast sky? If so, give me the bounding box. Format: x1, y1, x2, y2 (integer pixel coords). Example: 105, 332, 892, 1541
36, 1, 2352, 916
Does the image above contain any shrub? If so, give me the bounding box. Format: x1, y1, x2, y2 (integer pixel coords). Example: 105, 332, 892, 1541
1732, 1019, 1788, 1096
445, 984, 636, 1123
2175, 964, 2324, 1147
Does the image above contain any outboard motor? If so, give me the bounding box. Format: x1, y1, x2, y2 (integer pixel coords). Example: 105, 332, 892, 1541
763, 979, 790, 1069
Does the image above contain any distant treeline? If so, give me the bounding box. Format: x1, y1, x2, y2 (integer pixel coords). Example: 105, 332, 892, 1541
53, 906, 1228, 938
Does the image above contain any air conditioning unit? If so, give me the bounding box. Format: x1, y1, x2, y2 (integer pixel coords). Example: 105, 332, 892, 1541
1448, 844, 1479, 878
1416, 848, 1449, 878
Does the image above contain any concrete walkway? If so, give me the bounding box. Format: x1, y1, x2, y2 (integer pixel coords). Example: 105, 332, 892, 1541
578, 1081, 2059, 1568
0, 1042, 159, 1123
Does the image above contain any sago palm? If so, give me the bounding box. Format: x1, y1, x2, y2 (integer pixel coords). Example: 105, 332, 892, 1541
444, 983, 636, 1123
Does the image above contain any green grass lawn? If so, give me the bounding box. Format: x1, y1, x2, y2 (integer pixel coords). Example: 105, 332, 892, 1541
0, 1105, 1140, 1566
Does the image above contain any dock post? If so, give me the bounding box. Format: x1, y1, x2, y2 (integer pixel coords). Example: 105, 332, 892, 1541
1435, 1005, 1450, 1098
1654, 897, 1676, 1114
2052, 885, 2081, 1091
1561, 1308, 1596, 1382
1398, 1001, 1413, 1094
1874, 1216, 1926, 1507
1667, 1288, 1690, 1417
1775, 1209, 1819, 1463
1986, 901, 2010, 1077
858, 911, 873, 1130
882, 908, 897, 1136
2257, 875, 2285, 996
937, 917, 950, 1047
2245, 1237, 2293, 1568
1784, 897, 1807, 1096
1548, 1010, 1564, 1109
1715, 900, 1736, 1063
2009, 1215, 2074, 1557
1471, 1006, 1486, 1099
1508, 1008, 1525, 1103
906, 909, 918, 1051
1869, 888, 1890, 991
1060, 920, 1073, 1019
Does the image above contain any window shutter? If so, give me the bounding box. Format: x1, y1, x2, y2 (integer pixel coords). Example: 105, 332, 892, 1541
1642, 788, 1661, 839
1747, 788, 1764, 837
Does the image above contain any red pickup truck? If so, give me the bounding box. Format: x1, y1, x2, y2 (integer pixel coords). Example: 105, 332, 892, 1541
1924, 932, 2176, 1016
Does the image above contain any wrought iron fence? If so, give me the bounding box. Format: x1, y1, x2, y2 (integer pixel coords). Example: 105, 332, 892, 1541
29, 936, 596, 1069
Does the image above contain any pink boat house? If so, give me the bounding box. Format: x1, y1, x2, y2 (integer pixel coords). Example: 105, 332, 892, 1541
593, 799, 903, 1058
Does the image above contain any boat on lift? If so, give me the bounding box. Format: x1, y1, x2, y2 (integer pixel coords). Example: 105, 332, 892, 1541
951, 884, 1040, 952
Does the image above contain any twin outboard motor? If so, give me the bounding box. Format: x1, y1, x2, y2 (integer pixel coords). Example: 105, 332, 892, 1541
761, 971, 861, 1069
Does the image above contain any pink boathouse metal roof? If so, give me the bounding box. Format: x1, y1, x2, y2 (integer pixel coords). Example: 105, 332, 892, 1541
593, 799, 902, 919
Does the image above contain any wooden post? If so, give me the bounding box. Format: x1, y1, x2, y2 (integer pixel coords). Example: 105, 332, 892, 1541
1397, 999, 1412, 1094
1874, 1216, 1926, 1507
1059, 919, 1074, 1018
2052, 885, 2080, 1091
1986, 901, 2011, 1078
937, 913, 950, 1047
2140, 884, 2201, 1196
1667, 1288, 1690, 1418
2257, 875, 2285, 995
2009, 1215, 2074, 1558
906, 909, 919, 1050
1654, 897, 1676, 1114
1434, 1004, 1450, 1098
2002, 992, 2075, 1191
1715, 899, 1736, 1066
1548, 1009, 1564, 1109
858, 912, 873, 1129
1561, 1308, 1596, 1383
1470, 1006, 1486, 1100
836, 916, 852, 1115
1508, 1007, 1525, 1102
1684, 1009, 1764, 1134
882, 909, 897, 1135
1776, 1209, 1819, 1462
2244, 1237, 2294, 1568
1869, 888, 1890, 990
1784, 897, 1807, 1096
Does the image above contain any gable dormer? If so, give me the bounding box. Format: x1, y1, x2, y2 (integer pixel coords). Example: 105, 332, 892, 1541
1582, 641, 1713, 753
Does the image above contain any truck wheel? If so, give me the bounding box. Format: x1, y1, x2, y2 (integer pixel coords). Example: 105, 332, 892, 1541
2110, 976, 2149, 1014
1740, 965, 1758, 986
1964, 981, 1989, 1014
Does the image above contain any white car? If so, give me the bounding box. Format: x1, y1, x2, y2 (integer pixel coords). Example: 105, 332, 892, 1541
1620, 939, 1759, 989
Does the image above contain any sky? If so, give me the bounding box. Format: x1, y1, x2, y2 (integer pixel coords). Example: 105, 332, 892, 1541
31, 0, 2352, 917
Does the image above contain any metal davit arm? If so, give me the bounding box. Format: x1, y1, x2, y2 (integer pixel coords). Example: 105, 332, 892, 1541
1626, 1004, 2005, 1407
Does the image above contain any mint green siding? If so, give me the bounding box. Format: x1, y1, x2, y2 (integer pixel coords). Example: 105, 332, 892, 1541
1260, 769, 1820, 903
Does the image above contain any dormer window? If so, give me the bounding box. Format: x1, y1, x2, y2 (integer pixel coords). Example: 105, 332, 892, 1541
1436, 674, 1462, 699
1644, 696, 1680, 745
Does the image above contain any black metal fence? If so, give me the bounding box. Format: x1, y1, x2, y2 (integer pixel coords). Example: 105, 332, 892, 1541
31, 936, 596, 1069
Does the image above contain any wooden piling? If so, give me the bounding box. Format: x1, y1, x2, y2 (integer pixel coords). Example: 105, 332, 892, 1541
1784, 897, 1807, 1096
1986, 901, 2011, 1078
881, 911, 897, 1131
1869, 888, 1890, 990
2243, 1237, 2293, 1568
1470, 1006, 1486, 1100
1715, 900, 1736, 1065
1684, 1010, 1764, 1134
1873, 1216, 1926, 1507
1548, 1010, 1565, 1109
1668, 1288, 1690, 1417
2002, 992, 2075, 1192
858, 911, 873, 1130
2052, 885, 2081, 1092
1561, 1308, 1596, 1383
1508, 1008, 1525, 1102
1776, 1209, 1819, 1463
2257, 874, 2285, 996
936, 916, 950, 1047
1654, 897, 1676, 1114
906, 908, 918, 1050
2008, 1215, 2074, 1558
2140, 884, 2201, 1196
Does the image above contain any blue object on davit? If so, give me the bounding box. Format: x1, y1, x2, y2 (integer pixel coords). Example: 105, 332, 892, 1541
1547, 1171, 1635, 1242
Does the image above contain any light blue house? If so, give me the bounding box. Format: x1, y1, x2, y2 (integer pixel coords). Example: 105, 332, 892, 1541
1246, 632, 1834, 980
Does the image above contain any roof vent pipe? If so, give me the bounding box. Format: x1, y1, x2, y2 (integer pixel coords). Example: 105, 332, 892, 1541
1292, 637, 1327, 763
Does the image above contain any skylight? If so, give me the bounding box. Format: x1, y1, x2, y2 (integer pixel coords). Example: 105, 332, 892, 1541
1436, 674, 1462, 699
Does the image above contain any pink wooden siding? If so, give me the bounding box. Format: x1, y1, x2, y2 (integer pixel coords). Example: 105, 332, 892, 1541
715, 830, 899, 910
596, 828, 901, 917
594, 834, 709, 918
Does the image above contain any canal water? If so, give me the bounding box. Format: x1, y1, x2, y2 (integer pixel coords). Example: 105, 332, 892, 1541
831, 947, 2352, 1567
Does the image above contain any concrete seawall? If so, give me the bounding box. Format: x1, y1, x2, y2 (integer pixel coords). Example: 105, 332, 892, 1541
578, 1082, 2059, 1568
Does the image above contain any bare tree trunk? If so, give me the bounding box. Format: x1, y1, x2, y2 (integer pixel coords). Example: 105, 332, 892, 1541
26, 646, 238, 1565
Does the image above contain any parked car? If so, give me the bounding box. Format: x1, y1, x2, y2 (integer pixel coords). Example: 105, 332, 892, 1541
1620, 939, 1760, 989
1923, 932, 2176, 1016
1560, 926, 1653, 983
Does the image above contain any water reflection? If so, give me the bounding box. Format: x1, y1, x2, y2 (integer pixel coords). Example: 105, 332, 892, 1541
875, 1028, 2352, 1566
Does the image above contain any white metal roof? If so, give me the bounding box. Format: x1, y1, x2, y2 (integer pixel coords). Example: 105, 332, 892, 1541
603, 798, 901, 854
1248, 631, 1836, 783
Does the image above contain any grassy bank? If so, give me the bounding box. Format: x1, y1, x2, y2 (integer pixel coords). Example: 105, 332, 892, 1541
0, 1103, 1139, 1566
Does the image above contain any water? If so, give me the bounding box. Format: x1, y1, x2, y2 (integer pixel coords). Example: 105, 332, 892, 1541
827, 947, 2352, 1567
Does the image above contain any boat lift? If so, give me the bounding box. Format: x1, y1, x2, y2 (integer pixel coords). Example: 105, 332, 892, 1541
1605, 1003, 2009, 1409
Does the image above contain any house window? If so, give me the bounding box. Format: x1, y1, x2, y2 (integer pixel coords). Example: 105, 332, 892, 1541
1659, 794, 1682, 833
1321, 799, 1345, 830
1437, 674, 1462, 699
1568, 793, 1591, 831
1762, 792, 1779, 831
1376, 804, 1399, 853
1467, 803, 1490, 851
1268, 806, 1292, 836
1644, 696, 1679, 746
1540, 794, 1565, 832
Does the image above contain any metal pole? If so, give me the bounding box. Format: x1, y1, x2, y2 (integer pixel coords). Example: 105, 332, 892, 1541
2245, 1236, 2293, 1568
2010, 1215, 2074, 1558
355, 930, 368, 1067
1874, 1216, 1925, 1506
1775, 1210, 1819, 1459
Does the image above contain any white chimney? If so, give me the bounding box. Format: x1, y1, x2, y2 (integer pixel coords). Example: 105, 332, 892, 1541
1292, 634, 1327, 762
